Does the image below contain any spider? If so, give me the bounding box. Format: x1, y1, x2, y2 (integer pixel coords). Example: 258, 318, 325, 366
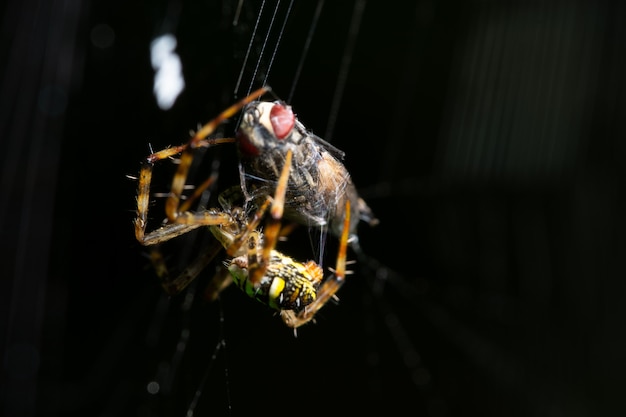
134, 89, 354, 329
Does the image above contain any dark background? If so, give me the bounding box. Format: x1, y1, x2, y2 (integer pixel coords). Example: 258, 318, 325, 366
2, 0, 626, 416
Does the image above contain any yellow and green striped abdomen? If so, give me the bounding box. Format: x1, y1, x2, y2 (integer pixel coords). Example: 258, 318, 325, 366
227, 251, 323, 311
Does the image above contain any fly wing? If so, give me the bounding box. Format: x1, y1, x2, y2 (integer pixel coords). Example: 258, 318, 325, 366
309, 132, 346, 161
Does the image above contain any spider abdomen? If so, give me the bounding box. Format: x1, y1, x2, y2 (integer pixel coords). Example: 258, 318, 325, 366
228, 251, 323, 311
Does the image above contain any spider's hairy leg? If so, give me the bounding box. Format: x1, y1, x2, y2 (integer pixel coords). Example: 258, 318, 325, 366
134, 87, 273, 246
144, 85, 270, 163
154, 239, 225, 295
134, 160, 152, 243
133, 87, 276, 297
191, 86, 270, 147
133, 158, 232, 246
203, 265, 234, 302
281, 199, 351, 329
178, 166, 219, 213
224, 197, 272, 258
237, 230, 264, 298
134, 161, 225, 294
145, 137, 235, 165
248, 148, 293, 287
164, 86, 270, 223
134, 161, 206, 245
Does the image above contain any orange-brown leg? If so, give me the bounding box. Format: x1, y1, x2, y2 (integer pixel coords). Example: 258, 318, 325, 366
203, 264, 234, 302
153, 240, 225, 295
133, 159, 233, 246
134, 87, 271, 294
224, 197, 272, 258
281, 200, 351, 329
161, 86, 269, 223
134, 86, 271, 246
246, 149, 293, 287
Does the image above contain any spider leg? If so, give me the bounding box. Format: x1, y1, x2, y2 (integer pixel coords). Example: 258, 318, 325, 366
134, 167, 232, 246
203, 265, 233, 302
135, 169, 236, 292
281, 199, 351, 329
162, 86, 270, 223
224, 197, 272, 257
144, 85, 270, 163
134, 145, 236, 246
134, 86, 271, 246
178, 159, 219, 213
241, 230, 264, 297
134, 88, 272, 296
150, 239, 225, 295
247, 148, 293, 287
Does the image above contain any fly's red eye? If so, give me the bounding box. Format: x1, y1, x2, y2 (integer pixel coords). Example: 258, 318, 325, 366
270, 103, 295, 139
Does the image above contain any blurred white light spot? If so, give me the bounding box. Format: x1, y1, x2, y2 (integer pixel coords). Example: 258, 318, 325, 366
146, 380, 160, 394
150, 34, 185, 110
90, 24, 115, 48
